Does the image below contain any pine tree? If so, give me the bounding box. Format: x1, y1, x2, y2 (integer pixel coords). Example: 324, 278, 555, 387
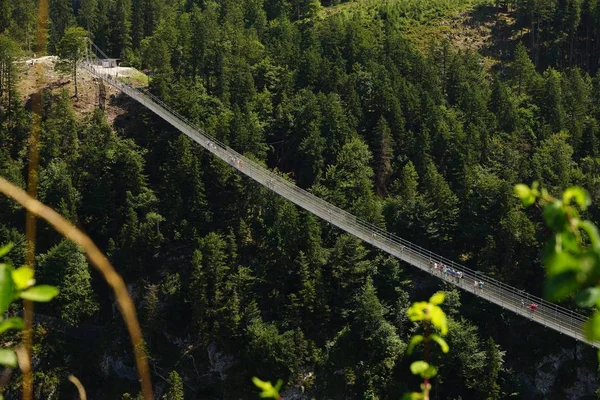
111, 0, 132, 57
55, 27, 88, 98
164, 371, 184, 400
36, 240, 100, 326
49, 0, 75, 52
79, 0, 98, 35
373, 116, 393, 196
485, 337, 502, 400
511, 42, 538, 95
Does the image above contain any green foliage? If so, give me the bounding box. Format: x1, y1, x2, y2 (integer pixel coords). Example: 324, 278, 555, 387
515, 183, 600, 344
37, 240, 99, 326
22, 0, 600, 397
252, 377, 282, 399
0, 244, 58, 368
55, 27, 88, 97
405, 292, 450, 399
163, 371, 184, 400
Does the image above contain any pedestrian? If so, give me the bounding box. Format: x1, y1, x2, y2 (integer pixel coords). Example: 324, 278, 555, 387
473, 280, 478, 290
521, 299, 525, 307
478, 281, 483, 290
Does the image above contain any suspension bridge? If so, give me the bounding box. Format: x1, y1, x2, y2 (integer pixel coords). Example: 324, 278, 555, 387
81, 41, 598, 348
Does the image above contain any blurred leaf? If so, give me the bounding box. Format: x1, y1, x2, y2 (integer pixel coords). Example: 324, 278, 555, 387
576, 288, 600, 308
407, 302, 428, 322
252, 377, 282, 399
584, 312, 600, 341
422, 365, 438, 379
558, 230, 579, 253
579, 220, 600, 250
545, 250, 579, 277
543, 200, 568, 231
11, 267, 34, 291
544, 271, 580, 301
0, 317, 24, 335
429, 292, 444, 305
575, 250, 600, 282
20, 285, 59, 302
0, 349, 17, 367
0, 243, 13, 258
0, 264, 14, 315
430, 334, 449, 353
430, 306, 448, 335
514, 184, 536, 206
410, 361, 429, 376
401, 393, 423, 400
407, 334, 423, 354
563, 187, 591, 210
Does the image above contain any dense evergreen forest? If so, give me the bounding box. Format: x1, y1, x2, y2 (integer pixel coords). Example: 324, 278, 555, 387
2, 0, 600, 398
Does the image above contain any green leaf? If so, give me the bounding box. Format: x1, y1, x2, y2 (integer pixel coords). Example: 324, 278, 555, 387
407, 335, 424, 354
252, 377, 282, 399
544, 271, 580, 301
410, 360, 429, 376
0, 243, 13, 258
579, 220, 600, 250
20, 285, 59, 302
584, 312, 600, 341
545, 250, 579, 277
0, 264, 14, 315
558, 230, 579, 253
0, 317, 24, 335
563, 187, 591, 211
514, 184, 536, 207
407, 301, 428, 322
429, 292, 445, 305
430, 334, 449, 353
11, 267, 34, 291
422, 365, 438, 379
0, 349, 17, 367
401, 393, 423, 400
430, 306, 448, 335
543, 200, 568, 231
576, 288, 600, 308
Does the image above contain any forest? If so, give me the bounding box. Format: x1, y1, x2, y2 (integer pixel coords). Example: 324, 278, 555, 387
1, 0, 600, 398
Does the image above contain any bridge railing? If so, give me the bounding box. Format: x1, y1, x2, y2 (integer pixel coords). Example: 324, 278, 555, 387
79, 51, 597, 347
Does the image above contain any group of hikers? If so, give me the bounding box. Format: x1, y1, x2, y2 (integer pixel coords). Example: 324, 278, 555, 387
206, 141, 218, 151
430, 262, 464, 283
430, 261, 486, 291
428, 262, 541, 317
228, 154, 243, 168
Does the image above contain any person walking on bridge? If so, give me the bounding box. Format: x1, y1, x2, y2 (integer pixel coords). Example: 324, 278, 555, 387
528, 302, 537, 319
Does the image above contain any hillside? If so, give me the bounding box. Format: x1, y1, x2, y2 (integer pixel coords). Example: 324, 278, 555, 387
0, 0, 600, 399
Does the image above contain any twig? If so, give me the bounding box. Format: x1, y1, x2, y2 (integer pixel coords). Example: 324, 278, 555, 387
0, 177, 153, 399
68, 375, 86, 400
69, 375, 87, 400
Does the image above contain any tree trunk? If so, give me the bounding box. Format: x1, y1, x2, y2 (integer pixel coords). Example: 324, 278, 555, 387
569, 29, 574, 68
74, 61, 78, 98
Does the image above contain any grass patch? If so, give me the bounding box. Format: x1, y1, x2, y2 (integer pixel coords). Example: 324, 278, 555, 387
118, 70, 148, 88
320, 0, 492, 52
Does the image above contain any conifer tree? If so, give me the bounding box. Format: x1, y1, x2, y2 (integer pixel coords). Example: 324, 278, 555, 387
55, 27, 88, 98
374, 116, 394, 196
164, 371, 184, 400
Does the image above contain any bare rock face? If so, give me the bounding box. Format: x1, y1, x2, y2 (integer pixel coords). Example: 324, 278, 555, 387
207, 342, 236, 381
533, 344, 597, 399
101, 354, 138, 381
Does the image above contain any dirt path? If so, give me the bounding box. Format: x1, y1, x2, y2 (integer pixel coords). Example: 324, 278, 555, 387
17, 56, 141, 124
